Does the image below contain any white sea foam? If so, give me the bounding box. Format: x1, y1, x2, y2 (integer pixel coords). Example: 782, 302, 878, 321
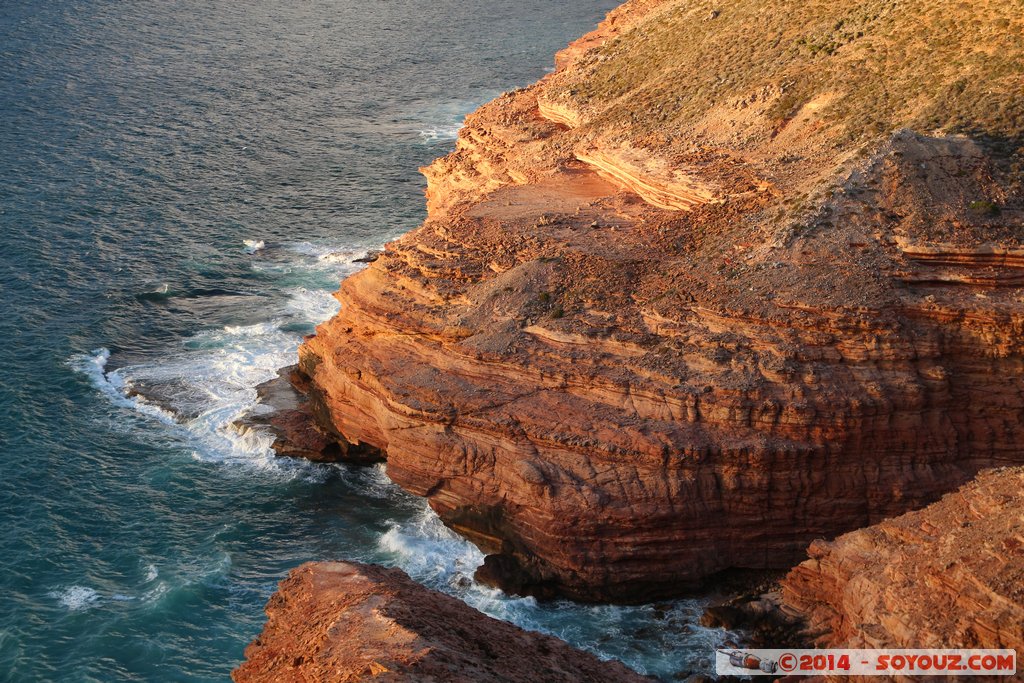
403, 95, 500, 144
315, 251, 356, 264
374, 470, 730, 678
418, 124, 462, 142
356, 463, 408, 500
284, 241, 372, 268
283, 287, 339, 322
130, 324, 298, 471
71, 240, 368, 478
197, 552, 233, 583
242, 239, 265, 254
285, 241, 353, 259
379, 504, 485, 586
72, 238, 728, 678
70, 349, 178, 427
49, 586, 102, 611
378, 501, 556, 625
141, 581, 170, 605
48, 554, 237, 614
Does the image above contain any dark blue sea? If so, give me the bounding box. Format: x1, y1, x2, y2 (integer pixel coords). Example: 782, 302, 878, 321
0, 2, 726, 680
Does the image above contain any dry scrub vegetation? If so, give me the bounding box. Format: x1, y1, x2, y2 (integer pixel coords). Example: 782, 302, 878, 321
547, 0, 1023, 159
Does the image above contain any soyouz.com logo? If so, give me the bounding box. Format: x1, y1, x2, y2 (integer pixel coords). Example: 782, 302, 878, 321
716, 649, 1017, 676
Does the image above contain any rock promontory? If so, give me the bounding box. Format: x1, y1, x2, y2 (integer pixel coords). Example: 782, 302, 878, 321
232, 561, 648, 683
294, 0, 1024, 601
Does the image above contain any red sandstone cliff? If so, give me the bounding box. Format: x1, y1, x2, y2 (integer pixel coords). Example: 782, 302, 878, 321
232, 562, 647, 683
295, 0, 1024, 601
780, 466, 1024, 654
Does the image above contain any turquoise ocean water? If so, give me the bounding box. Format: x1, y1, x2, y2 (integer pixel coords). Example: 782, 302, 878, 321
0, 2, 727, 680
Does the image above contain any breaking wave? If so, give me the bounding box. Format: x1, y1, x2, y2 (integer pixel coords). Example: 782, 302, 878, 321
70, 240, 372, 479
71, 237, 729, 679
369, 464, 729, 678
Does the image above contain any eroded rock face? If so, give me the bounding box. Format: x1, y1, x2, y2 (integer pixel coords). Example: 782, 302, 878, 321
297, 0, 1024, 601
234, 366, 381, 464
780, 466, 1024, 653
232, 561, 647, 683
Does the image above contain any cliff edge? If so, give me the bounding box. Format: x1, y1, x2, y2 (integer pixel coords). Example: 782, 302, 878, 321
232, 562, 647, 683
296, 0, 1024, 601
780, 465, 1024, 654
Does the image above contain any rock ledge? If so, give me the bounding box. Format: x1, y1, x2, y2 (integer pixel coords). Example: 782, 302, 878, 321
233, 561, 649, 683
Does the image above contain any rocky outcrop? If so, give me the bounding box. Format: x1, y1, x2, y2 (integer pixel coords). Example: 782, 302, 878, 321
297, 0, 1024, 601
779, 466, 1024, 652
232, 561, 647, 683
574, 147, 724, 211
234, 366, 381, 464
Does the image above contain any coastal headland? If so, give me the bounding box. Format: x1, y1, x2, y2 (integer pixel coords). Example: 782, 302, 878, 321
237, 0, 1024, 678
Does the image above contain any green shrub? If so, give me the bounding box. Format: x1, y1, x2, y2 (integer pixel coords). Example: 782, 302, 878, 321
968, 200, 1001, 217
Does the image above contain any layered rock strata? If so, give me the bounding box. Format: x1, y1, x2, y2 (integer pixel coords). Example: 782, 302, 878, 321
700, 466, 1024, 677
294, 0, 1024, 601
232, 561, 647, 683
780, 465, 1024, 654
